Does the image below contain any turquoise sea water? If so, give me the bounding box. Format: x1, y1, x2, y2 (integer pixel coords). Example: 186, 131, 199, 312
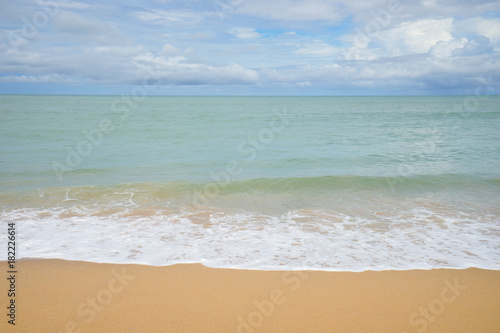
1, 95, 499, 270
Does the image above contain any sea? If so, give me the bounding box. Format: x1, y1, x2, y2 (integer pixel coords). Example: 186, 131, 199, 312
1, 95, 499, 271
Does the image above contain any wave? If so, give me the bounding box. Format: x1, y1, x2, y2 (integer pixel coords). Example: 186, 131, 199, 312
217, 174, 499, 193
2, 195, 499, 271
1, 174, 499, 208
1, 174, 499, 271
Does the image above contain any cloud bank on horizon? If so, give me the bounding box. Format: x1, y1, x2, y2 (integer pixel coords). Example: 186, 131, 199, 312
0, 0, 499, 95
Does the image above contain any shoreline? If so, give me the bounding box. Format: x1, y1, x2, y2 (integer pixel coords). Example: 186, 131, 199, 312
1, 259, 499, 332
12, 256, 500, 272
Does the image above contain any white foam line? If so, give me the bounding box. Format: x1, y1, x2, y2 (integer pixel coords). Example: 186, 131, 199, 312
2, 207, 499, 271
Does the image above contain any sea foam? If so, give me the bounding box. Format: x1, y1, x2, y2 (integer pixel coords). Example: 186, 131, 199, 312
3, 204, 498, 271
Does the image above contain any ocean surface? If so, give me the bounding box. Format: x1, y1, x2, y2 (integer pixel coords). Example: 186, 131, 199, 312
1, 95, 499, 271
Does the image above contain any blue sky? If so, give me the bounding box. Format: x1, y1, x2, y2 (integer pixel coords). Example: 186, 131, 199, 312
0, 0, 499, 95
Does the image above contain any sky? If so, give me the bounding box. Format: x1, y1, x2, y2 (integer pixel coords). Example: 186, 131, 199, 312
0, 0, 499, 95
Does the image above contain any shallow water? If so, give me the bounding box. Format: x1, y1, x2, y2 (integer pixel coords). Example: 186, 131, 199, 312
1, 95, 499, 270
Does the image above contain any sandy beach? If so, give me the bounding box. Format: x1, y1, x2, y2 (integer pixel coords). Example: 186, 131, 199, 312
1, 259, 498, 332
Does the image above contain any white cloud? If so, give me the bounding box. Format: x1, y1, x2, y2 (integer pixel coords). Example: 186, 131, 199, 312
1, 0, 499, 94
429, 38, 468, 57
234, 0, 341, 22
53, 10, 122, 45
95, 45, 145, 56
134, 10, 201, 24
340, 46, 378, 61
132, 53, 259, 85
452, 36, 492, 57
376, 18, 454, 54
454, 17, 500, 44
184, 47, 196, 55
230, 27, 260, 39
54, 11, 106, 35
160, 44, 181, 56
428, 36, 492, 57
345, 0, 500, 26
188, 31, 214, 40
258, 52, 500, 92
296, 43, 339, 56
55, 1, 92, 10
0, 74, 75, 83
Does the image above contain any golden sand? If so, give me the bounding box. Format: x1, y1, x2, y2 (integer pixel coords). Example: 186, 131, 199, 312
1, 259, 499, 332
